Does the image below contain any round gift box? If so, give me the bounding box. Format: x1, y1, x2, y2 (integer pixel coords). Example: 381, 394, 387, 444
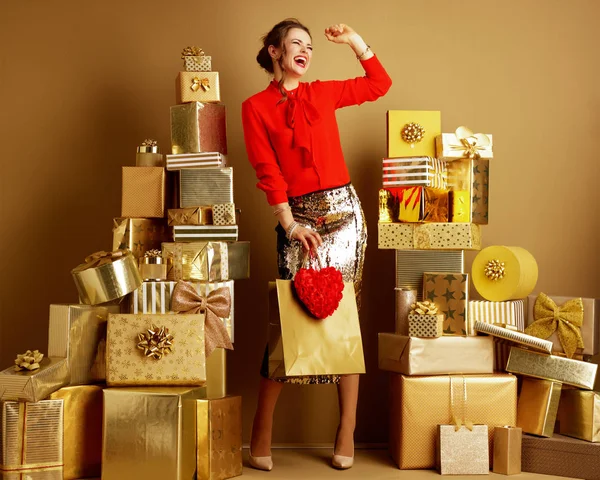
471, 246, 538, 301
72, 252, 142, 305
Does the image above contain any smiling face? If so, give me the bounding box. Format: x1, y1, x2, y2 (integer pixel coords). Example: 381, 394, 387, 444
270, 27, 313, 79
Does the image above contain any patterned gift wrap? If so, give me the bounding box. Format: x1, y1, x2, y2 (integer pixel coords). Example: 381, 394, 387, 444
177, 72, 221, 103
398, 186, 449, 223
407, 314, 443, 337
468, 300, 525, 335
447, 158, 490, 224
172, 225, 238, 242
394, 250, 464, 297
423, 273, 469, 336
179, 167, 233, 207
170, 102, 227, 155
379, 222, 481, 250
437, 424, 489, 475
121, 166, 165, 218
166, 152, 226, 170
112, 217, 169, 260
183, 55, 212, 72
0, 358, 70, 403
382, 157, 447, 188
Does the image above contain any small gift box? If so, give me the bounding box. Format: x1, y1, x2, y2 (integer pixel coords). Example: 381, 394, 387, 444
136, 138, 164, 167
435, 126, 493, 161
0, 399, 64, 471
474, 321, 553, 354
398, 186, 449, 223
177, 72, 221, 104
378, 222, 481, 250
181, 46, 212, 72
423, 272, 469, 336
468, 300, 525, 335
493, 426, 522, 475
112, 217, 169, 260
179, 167, 233, 207
139, 249, 167, 281
386, 110, 441, 158
71, 250, 142, 305
121, 166, 165, 218
382, 157, 447, 188
437, 424, 489, 475
171, 102, 227, 155
173, 225, 239, 242
517, 377, 562, 437
168, 207, 213, 226
447, 157, 490, 224
557, 389, 600, 442
408, 300, 444, 337
166, 152, 227, 170
212, 203, 236, 226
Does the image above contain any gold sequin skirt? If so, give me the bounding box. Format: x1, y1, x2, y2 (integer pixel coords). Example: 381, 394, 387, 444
261, 183, 367, 385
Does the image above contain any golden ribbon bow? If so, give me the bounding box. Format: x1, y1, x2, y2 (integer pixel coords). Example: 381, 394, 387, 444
14, 350, 44, 371
191, 77, 210, 92
137, 325, 174, 360
524, 293, 584, 358
450, 376, 473, 431
410, 300, 439, 315
448, 126, 491, 159
171, 281, 233, 358
72, 249, 128, 273
181, 46, 205, 58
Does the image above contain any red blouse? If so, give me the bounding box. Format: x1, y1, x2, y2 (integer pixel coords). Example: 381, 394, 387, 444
241, 55, 392, 205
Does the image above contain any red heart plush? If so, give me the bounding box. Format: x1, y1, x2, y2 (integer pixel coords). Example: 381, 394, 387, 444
293, 266, 344, 319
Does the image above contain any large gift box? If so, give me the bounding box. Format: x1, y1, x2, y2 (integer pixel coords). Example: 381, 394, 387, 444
378, 333, 493, 375
0, 399, 64, 471
166, 152, 227, 170
48, 385, 102, 479
176, 71, 221, 103
196, 396, 242, 480
386, 110, 441, 158
468, 300, 525, 334
557, 389, 600, 442
447, 158, 490, 224
394, 250, 464, 297
121, 166, 165, 218
106, 314, 206, 386
102, 386, 206, 480
517, 378, 562, 437
382, 157, 446, 188
112, 217, 169, 260
173, 225, 239, 242
170, 102, 227, 155
379, 222, 481, 250
179, 167, 233, 207
423, 272, 469, 335
0, 357, 69, 403
389, 373, 517, 469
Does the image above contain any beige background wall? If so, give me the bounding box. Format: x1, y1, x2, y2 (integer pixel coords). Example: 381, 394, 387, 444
1, 0, 599, 446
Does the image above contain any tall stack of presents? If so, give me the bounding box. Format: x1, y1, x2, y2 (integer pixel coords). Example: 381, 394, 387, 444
1, 51, 599, 480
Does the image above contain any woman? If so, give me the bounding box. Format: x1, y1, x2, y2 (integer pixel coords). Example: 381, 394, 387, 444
242, 18, 391, 471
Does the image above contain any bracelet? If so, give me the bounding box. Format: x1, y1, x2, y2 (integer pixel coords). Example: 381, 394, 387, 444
286, 220, 299, 240
273, 205, 291, 216
356, 45, 371, 60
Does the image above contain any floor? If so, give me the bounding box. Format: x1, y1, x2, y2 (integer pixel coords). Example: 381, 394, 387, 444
241, 449, 578, 480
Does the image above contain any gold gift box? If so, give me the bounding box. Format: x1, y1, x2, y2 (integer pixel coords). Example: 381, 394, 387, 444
106, 314, 206, 387
493, 426, 522, 475
382, 157, 447, 189
172, 225, 239, 242
48, 386, 102, 479
506, 347, 597, 389
168, 207, 213, 226
436, 132, 494, 161
0, 468, 63, 479
176, 71, 221, 104
557, 389, 600, 442
0, 358, 69, 403
398, 186, 449, 223
102, 386, 206, 480
170, 102, 227, 155
166, 152, 227, 170
474, 321, 553, 354
386, 110, 441, 158
112, 217, 169, 260
469, 300, 525, 335
517, 378, 561, 438
407, 313, 444, 337
378, 222, 481, 250
449, 190, 471, 223
378, 333, 494, 375
447, 158, 490, 225
0, 399, 63, 471
436, 424, 489, 475
179, 167, 233, 208
183, 54, 211, 72
196, 396, 242, 480
206, 348, 227, 399
121, 166, 165, 218
389, 373, 517, 469
423, 272, 469, 336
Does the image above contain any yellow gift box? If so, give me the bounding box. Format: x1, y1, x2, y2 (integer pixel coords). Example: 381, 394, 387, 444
437, 424, 489, 475
121, 166, 165, 218
170, 102, 227, 155
398, 186, 448, 223
102, 386, 206, 480
0, 357, 69, 403
386, 110, 441, 158
423, 272, 469, 336
196, 396, 242, 480
517, 377, 561, 438
112, 217, 169, 260
493, 426, 522, 475
447, 157, 490, 224
176, 72, 221, 103
106, 314, 206, 387
557, 389, 600, 442
378, 222, 481, 250
48, 385, 102, 479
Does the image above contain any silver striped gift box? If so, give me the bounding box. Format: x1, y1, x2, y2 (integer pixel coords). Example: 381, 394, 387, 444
382, 157, 447, 188
468, 300, 525, 335
395, 250, 464, 296
172, 225, 239, 242
166, 152, 227, 170
179, 167, 233, 207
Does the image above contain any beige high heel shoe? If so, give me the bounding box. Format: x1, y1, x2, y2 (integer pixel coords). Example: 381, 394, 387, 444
331, 428, 354, 470
249, 450, 273, 471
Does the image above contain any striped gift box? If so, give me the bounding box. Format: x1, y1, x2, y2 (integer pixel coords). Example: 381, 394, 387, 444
172, 225, 238, 242
179, 167, 233, 207
395, 250, 464, 297
166, 152, 227, 170
382, 157, 447, 188
468, 300, 525, 335
474, 321, 553, 354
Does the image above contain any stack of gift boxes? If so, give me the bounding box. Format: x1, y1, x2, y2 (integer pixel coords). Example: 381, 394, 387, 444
377, 110, 600, 477
0, 47, 246, 480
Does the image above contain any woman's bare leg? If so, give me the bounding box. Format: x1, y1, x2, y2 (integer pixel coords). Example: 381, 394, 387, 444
335, 374, 359, 456
250, 377, 284, 456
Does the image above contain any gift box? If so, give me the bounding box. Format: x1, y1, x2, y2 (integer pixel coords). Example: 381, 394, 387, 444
71, 250, 142, 305
173, 225, 239, 242
212, 203, 236, 226
0, 357, 69, 403
176, 72, 221, 103
179, 167, 233, 207
0, 468, 63, 479
436, 424, 489, 475
468, 300, 525, 335
181, 46, 212, 72
206, 348, 227, 399
196, 396, 242, 480
136, 139, 164, 167
48, 304, 113, 385
493, 426, 521, 475
398, 186, 449, 223
162, 241, 250, 281
526, 293, 599, 357
389, 373, 517, 469
423, 272, 469, 336
448, 158, 490, 224
448, 189, 471, 223
506, 346, 597, 389
112, 217, 169, 260
378, 222, 481, 250
166, 152, 227, 170
557, 389, 600, 442
407, 313, 443, 337
106, 314, 206, 386
170, 102, 227, 155
102, 386, 206, 480
378, 333, 494, 375
0, 399, 63, 471
121, 166, 165, 218
168, 207, 213, 226
522, 434, 600, 479
394, 288, 417, 335
386, 110, 441, 158
517, 377, 561, 438
48, 386, 102, 479
382, 157, 447, 188
435, 127, 493, 161
474, 321, 553, 354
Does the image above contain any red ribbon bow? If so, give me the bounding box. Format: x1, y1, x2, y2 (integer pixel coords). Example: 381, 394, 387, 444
284, 89, 321, 168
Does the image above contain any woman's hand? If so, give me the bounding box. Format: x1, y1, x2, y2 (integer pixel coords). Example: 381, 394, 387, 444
291, 225, 323, 251
324, 24, 357, 44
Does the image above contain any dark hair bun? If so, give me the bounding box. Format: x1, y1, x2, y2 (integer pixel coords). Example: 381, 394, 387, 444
256, 46, 274, 73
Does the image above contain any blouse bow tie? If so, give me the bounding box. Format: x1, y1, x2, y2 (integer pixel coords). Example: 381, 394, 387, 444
285, 93, 321, 167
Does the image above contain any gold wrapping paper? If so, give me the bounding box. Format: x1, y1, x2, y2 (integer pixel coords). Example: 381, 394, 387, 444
71, 250, 142, 305
48, 386, 102, 479
517, 378, 561, 438
206, 348, 226, 399
112, 217, 169, 260
389, 373, 517, 469
407, 313, 444, 337
106, 314, 206, 386
121, 166, 165, 218
506, 347, 597, 389
268, 281, 365, 377
212, 203, 236, 226
176, 71, 221, 103
196, 396, 242, 480
472, 246, 538, 301
386, 110, 441, 158
382, 157, 447, 188
378, 333, 494, 375
0, 400, 63, 470
102, 386, 206, 480
172, 225, 239, 242
469, 300, 525, 335
423, 272, 469, 336
557, 389, 600, 442
474, 321, 553, 354
179, 167, 234, 207
136, 151, 164, 167
183, 54, 212, 72
170, 102, 227, 155
168, 207, 213, 226
436, 425, 489, 475
526, 294, 599, 356
447, 158, 490, 224
166, 152, 227, 170
436, 130, 494, 161
0, 358, 69, 403
378, 222, 481, 250
398, 186, 449, 223
394, 288, 417, 335
0, 468, 64, 479
48, 304, 112, 385
449, 190, 471, 223
493, 426, 522, 475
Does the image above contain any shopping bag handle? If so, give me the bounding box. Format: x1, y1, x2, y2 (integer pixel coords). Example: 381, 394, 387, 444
300, 249, 323, 271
